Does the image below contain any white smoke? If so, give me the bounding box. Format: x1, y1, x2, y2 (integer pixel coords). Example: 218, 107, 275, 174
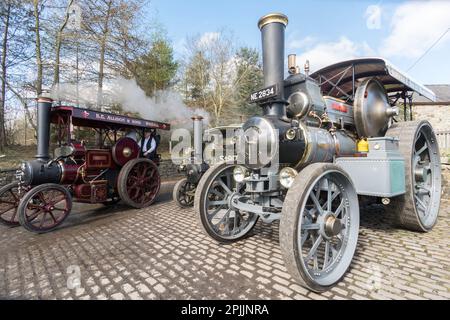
51, 77, 210, 128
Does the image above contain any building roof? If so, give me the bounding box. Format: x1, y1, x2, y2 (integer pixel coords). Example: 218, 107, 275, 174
413, 85, 450, 104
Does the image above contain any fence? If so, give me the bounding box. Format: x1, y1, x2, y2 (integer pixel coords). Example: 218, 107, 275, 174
0, 168, 17, 187
437, 131, 450, 153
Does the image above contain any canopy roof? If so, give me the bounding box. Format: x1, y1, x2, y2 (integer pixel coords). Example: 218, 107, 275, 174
310, 57, 436, 102
50, 106, 170, 131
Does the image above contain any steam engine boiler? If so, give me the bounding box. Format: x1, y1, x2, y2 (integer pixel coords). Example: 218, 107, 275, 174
194, 13, 442, 292
173, 115, 241, 208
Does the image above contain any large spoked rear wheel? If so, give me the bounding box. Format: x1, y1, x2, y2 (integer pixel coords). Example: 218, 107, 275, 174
280, 163, 360, 292
194, 162, 259, 243
118, 158, 161, 208
385, 120, 441, 231
18, 183, 72, 234
173, 178, 196, 208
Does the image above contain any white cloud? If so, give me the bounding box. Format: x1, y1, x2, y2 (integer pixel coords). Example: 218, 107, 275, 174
296, 37, 374, 72
198, 32, 220, 47
288, 1, 450, 73
380, 1, 450, 58
288, 36, 317, 50
365, 5, 382, 30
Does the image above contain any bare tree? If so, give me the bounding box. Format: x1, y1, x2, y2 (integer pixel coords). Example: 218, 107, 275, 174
79, 0, 149, 110
184, 31, 236, 126
53, 0, 74, 86
0, 2, 11, 149
33, 0, 43, 96
183, 31, 262, 126
1, 0, 35, 150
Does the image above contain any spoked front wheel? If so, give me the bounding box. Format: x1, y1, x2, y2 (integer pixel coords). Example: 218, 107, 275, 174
173, 178, 196, 208
194, 162, 259, 243
18, 183, 72, 233
280, 163, 360, 292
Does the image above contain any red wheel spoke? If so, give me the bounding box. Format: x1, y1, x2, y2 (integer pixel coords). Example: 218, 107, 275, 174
134, 189, 143, 201
51, 195, 66, 205
0, 206, 15, 215
38, 212, 47, 228
140, 192, 149, 204
129, 186, 139, 199
131, 182, 139, 189
140, 165, 150, 178
37, 192, 47, 204
149, 181, 159, 189
8, 190, 19, 202
11, 210, 18, 222
48, 211, 58, 223
1, 200, 16, 205
27, 203, 42, 210
27, 209, 43, 222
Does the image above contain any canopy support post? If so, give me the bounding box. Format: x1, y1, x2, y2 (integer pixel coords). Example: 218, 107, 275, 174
352, 64, 355, 99
403, 92, 407, 121
409, 95, 413, 121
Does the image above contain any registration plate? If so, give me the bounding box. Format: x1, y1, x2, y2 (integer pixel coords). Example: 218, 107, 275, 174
249, 85, 278, 103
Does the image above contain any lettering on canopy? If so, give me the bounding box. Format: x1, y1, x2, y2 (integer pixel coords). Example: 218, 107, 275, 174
70, 107, 170, 130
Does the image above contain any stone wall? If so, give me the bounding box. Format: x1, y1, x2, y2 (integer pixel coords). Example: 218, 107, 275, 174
158, 159, 183, 180
413, 104, 450, 133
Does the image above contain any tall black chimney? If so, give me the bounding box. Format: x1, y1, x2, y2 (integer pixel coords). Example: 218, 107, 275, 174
258, 13, 288, 118
36, 95, 53, 160
191, 115, 203, 164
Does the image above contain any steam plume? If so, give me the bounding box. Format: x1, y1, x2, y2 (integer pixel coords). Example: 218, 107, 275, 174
51, 77, 210, 128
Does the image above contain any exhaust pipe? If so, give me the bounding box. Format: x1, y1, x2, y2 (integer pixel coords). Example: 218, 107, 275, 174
191, 115, 203, 164
36, 94, 53, 160
258, 13, 288, 118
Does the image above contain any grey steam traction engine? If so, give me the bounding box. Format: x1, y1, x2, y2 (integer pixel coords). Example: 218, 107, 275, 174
0, 96, 170, 233
194, 13, 441, 292
173, 115, 241, 208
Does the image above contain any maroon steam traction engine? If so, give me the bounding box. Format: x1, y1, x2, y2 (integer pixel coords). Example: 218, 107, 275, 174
0, 95, 170, 233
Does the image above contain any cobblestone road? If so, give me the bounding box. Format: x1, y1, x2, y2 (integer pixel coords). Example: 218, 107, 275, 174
0, 181, 449, 300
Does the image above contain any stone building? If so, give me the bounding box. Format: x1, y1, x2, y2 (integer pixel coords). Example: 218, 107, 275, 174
413, 84, 450, 156
413, 85, 450, 199
412, 84, 450, 133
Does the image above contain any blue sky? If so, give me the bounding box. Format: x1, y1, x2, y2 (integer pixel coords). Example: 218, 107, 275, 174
149, 0, 450, 85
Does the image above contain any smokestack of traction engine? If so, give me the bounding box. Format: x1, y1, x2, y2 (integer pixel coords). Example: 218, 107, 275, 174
191, 115, 203, 164
19, 94, 62, 185
258, 13, 288, 118
36, 94, 53, 160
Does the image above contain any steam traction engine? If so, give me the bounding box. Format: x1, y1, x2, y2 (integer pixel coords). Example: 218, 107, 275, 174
0, 96, 169, 233
194, 13, 441, 292
173, 115, 241, 207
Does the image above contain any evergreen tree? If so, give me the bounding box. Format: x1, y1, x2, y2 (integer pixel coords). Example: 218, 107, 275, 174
233, 47, 263, 117
131, 37, 178, 97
